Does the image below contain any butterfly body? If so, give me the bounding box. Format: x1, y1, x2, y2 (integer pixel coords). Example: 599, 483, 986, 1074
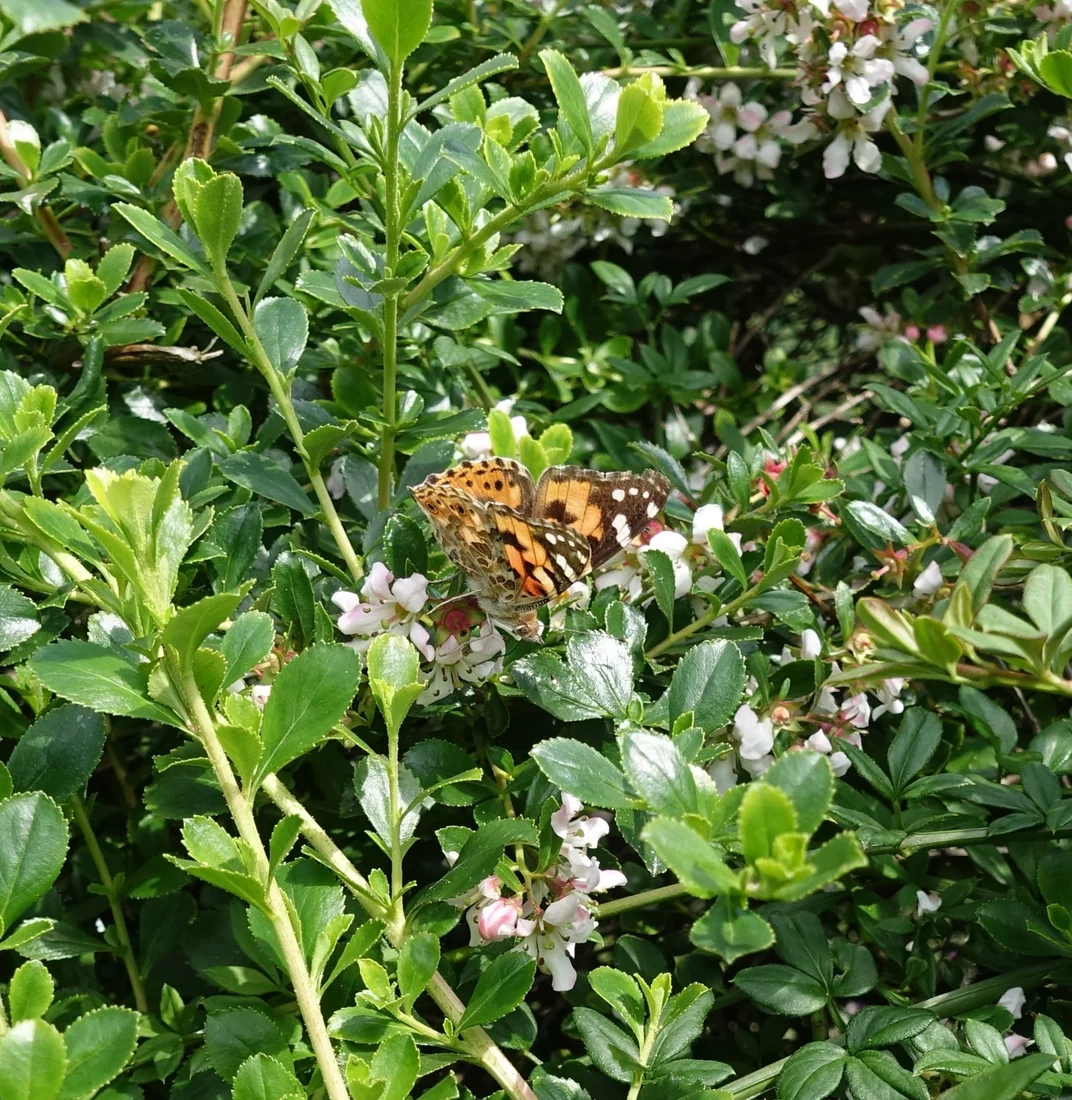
412, 458, 671, 639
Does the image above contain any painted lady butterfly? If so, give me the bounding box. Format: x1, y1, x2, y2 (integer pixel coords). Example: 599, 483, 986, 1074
412, 458, 671, 639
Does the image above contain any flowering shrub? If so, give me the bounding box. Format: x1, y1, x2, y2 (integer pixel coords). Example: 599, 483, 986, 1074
1, 0, 1072, 1099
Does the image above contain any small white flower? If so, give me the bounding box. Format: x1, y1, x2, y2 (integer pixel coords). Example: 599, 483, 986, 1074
999, 986, 1026, 1020
692, 504, 725, 545
734, 704, 775, 760
840, 693, 871, 729
913, 560, 943, 597
800, 629, 822, 660
806, 731, 833, 754
873, 678, 905, 719
250, 684, 272, 708
709, 755, 738, 792
640, 530, 693, 598
823, 93, 891, 180
1005, 1034, 1034, 1058
743, 235, 769, 254
916, 889, 942, 916
829, 751, 851, 777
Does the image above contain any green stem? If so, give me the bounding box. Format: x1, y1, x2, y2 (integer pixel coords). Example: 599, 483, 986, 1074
261, 774, 384, 917
598, 882, 692, 918
600, 64, 796, 79
399, 159, 594, 316
71, 795, 150, 1014
177, 667, 349, 1100
387, 722, 405, 940
599, 823, 1072, 918
646, 583, 757, 659
518, 0, 568, 67
377, 61, 405, 510
627, 1020, 659, 1100
218, 277, 363, 584
914, 0, 958, 157
261, 775, 539, 1100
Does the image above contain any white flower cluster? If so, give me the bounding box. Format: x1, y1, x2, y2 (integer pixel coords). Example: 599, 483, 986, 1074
715, 626, 909, 784
598, 503, 742, 604
451, 794, 626, 991
730, 0, 933, 178
332, 563, 506, 704
692, 81, 797, 186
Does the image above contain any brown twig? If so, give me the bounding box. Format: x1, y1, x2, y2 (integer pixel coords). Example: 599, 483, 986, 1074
126, 0, 248, 293
0, 108, 72, 259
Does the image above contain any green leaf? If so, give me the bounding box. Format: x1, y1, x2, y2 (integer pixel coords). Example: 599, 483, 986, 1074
634, 98, 709, 158
196, 173, 243, 269
667, 639, 746, 733
204, 1008, 289, 1083
887, 709, 942, 795
846, 1006, 936, 1052
363, 0, 431, 64
903, 450, 945, 525
218, 451, 316, 517
844, 501, 910, 546
253, 296, 308, 376
952, 534, 1013, 619
470, 279, 564, 314
586, 188, 673, 220
0, 1019, 66, 1100
644, 548, 678, 628
566, 633, 633, 718
589, 967, 645, 1037
1024, 563, 1072, 638
845, 1051, 928, 1100
31, 641, 181, 727
777, 1041, 848, 1100
256, 208, 315, 304
926, 1053, 1053, 1100
252, 645, 359, 788
163, 591, 245, 672
0, 586, 40, 652
614, 82, 663, 157
641, 817, 739, 897
367, 633, 424, 738
689, 895, 775, 964
0, 792, 66, 937
540, 49, 593, 158
177, 290, 248, 356
112, 203, 207, 274
8, 960, 53, 1022
739, 783, 797, 863
763, 752, 833, 836
231, 1053, 303, 1100
458, 952, 536, 1030
396, 932, 439, 1013
418, 818, 538, 905
734, 964, 828, 1015
6, 705, 105, 802
531, 738, 633, 810
220, 612, 275, 688
621, 731, 697, 816
571, 1008, 641, 1083
57, 1007, 139, 1100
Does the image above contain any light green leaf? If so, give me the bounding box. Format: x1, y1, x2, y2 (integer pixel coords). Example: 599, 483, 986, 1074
363, 0, 431, 64
0, 1019, 66, 1100
252, 645, 360, 788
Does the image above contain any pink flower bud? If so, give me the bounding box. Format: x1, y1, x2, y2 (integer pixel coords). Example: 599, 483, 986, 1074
903, 323, 921, 341
477, 897, 522, 941
926, 324, 948, 343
